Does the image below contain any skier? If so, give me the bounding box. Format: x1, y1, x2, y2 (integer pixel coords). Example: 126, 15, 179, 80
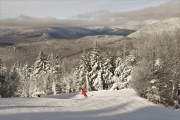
81, 89, 87, 97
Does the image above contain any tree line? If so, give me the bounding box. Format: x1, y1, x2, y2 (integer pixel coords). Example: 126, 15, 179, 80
130, 29, 180, 107
0, 42, 135, 97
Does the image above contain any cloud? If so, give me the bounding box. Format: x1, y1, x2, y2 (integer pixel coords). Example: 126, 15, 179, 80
0, 14, 128, 28
73, 10, 121, 19
118, 0, 180, 21
0, 1, 179, 29
73, 1, 180, 21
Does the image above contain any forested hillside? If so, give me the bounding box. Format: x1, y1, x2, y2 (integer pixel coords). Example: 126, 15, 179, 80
0, 42, 135, 98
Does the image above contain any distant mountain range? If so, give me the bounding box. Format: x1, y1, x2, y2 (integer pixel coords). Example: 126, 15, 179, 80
0, 27, 135, 46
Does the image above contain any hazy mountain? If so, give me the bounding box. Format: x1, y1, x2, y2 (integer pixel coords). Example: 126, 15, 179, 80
0, 27, 134, 46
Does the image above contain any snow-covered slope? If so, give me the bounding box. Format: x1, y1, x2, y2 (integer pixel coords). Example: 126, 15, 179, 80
128, 17, 180, 38
0, 89, 179, 120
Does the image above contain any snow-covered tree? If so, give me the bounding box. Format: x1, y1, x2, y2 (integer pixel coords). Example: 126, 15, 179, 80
0, 60, 8, 86
74, 50, 91, 91
45, 53, 61, 95
31, 51, 51, 96
89, 42, 103, 90
0, 60, 9, 97
33, 51, 51, 76
101, 52, 114, 89
20, 62, 32, 97
53, 54, 61, 72
110, 54, 134, 90
131, 30, 180, 107
10, 62, 22, 96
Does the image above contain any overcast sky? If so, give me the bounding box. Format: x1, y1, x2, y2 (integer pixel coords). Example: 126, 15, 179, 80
0, 0, 171, 19
1, 0, 179, 29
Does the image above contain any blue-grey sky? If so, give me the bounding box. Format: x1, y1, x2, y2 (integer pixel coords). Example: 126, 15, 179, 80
0, 0, 171, 19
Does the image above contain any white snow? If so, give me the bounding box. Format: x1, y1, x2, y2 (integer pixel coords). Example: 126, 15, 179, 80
128, 17, 180, 38
0, 89, 179, 120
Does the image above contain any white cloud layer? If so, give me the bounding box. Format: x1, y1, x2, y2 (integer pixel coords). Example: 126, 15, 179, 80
0, 0, 179, 29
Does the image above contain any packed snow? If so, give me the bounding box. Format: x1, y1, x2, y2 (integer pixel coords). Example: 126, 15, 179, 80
0, 89, 179, 120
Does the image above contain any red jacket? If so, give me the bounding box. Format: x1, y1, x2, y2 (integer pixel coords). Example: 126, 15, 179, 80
82, 89, 87, 95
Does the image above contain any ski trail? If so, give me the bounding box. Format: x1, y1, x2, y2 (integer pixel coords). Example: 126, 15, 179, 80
0, 89, 179, 120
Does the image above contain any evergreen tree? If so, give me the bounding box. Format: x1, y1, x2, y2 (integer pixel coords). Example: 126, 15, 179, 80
51, 54, 61, 95
74, 50, 91, 91
21, 62, 32, 97
101, 52, 114, 89
54, 54, 60, 72
110, 54, 134, 90
9, 62, 22, 97
33, 51, 50, 76
0, 60, 7, 87
0, 60, 9, 97
9, 62, 32, 97
46, 52, 59, 95
31, 51, 51, 96
89, 42, 103, 90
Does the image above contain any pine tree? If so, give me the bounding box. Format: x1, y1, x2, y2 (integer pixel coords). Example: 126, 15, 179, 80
0, 60, 9, 97
89, 42, 103, 90
33, 51, 50, 76
45, 52, 59, 95
110, 54, 134, 90
54, 54, 60, 72
31, 51, 51, 96
9, 62, 22, 97
0, 60, 7, 86
51, 54, 60, 95
21, 62, 32, 97
74, 50, 91, 91
101, 52, 114, 89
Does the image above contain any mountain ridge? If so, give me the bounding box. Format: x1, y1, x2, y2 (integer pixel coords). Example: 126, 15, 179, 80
128, 17, 180, 38
0, 27, 135, 45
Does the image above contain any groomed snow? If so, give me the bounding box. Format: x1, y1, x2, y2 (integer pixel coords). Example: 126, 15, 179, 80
0, 89, 179, 120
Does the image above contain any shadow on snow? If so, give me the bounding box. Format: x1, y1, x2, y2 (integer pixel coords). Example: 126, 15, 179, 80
1, 102, 180, 120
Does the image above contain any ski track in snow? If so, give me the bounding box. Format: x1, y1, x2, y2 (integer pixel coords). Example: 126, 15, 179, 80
0, 89, 180, 120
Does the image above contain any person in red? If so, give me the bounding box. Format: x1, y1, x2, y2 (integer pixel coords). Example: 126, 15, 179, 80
81, 89, 87, 97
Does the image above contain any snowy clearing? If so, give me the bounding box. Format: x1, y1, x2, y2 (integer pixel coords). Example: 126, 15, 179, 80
0, 89, 179, 120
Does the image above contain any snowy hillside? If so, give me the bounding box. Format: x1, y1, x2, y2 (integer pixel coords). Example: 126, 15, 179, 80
0, 89, 179, 120
128, 17, 180, 38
